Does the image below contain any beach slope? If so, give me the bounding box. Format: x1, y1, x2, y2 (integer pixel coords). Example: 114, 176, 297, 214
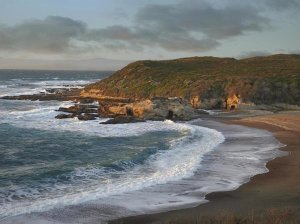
110, 112, 300, 223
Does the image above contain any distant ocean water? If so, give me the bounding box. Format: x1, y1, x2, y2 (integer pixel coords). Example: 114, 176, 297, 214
0, 70, 284, 223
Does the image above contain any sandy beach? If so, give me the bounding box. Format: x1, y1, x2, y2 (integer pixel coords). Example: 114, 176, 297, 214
110, 112, 300, 223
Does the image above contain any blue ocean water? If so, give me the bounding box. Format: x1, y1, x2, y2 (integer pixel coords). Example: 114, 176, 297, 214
0, 70, 284, 223
0, 69, 111, 97
0, 70, 227, 219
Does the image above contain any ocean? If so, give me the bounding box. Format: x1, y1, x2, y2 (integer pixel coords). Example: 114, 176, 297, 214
0, 70, 285, 224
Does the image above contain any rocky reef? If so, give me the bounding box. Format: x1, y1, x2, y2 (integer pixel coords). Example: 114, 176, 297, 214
1, 88, 81, 101
55, 104, 99, 120
56, 97, 196, 123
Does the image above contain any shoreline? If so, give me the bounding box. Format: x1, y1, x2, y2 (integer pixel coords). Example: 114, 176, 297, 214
1, 94, 299, 223
110, 112, 300, 223
1, 69, 299, 223
0, 111, 286, 224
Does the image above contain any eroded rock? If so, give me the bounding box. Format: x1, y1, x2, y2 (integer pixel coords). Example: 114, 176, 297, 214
190, 96, 201, 108
226, 94, 240, 110
95, 97, 196, 121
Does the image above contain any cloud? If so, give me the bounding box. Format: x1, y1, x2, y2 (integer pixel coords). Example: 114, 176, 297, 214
136, 2, 269, 39
83, 0, 270, 52
0, 0, 273, 56
237, 50, 271, 59
0, 16, 86, 53
237, 49, 300, 59
262, 0, 300, 10
0, 57, 131, 70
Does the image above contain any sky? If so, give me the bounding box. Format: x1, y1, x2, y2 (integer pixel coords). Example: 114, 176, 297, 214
0, 0, 299, 70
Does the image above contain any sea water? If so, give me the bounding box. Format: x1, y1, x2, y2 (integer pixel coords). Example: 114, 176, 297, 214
0, 70, 285, 223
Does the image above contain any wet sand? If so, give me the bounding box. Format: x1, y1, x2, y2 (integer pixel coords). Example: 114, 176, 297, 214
110, 113, 300, 223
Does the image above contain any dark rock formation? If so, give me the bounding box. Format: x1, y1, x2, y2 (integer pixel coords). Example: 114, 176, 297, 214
100, 117, 146, 124
77, 113, 97, 121
55, 103, 99, 120
55, 114, 75, 119
57, 105, 98, 114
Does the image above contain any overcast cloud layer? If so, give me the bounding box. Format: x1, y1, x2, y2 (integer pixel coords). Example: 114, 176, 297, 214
0, 0, 299, 66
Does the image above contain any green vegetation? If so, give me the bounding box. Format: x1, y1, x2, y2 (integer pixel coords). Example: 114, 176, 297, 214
85, 54, 300, 105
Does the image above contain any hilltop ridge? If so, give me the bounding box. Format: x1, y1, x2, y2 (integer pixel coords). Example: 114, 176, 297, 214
82, 54, 300, 109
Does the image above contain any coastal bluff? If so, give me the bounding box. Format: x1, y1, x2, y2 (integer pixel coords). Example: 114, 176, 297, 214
82, 54, 300, 110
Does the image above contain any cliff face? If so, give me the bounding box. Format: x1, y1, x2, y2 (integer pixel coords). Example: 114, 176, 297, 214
82, 54, 300, 109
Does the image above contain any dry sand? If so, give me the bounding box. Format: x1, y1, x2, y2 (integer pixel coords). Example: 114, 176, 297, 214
110, 113, 300, 223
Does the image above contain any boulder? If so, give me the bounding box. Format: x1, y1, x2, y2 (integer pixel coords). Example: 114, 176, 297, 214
57, 105, 98, 114
129, 97, 195, 121
57, 106, 79, 113
55, 114, 74, 119
100, 117, 146, 124
77, 113, 98, 121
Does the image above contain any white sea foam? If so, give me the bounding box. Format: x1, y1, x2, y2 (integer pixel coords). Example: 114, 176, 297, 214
0, 79, 98, 97
0, 101, 197, 138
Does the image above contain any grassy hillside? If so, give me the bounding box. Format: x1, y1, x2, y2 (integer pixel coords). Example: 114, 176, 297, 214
84, 54, 300, 106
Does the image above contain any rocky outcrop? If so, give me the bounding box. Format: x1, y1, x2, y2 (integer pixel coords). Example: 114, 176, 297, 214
200, 98, 226, 109
130, 100, 154, 118
97, 101, 128, 117
100, 117, 146, 124
55, 114, 75, 119
141, 97, 195, 121
54, 97, 195, 122
190, 96, 201, 108
77, 113, 97, 121
55, 104, 99, 120
57, 104, 98, 114
226, 94, 240, 110
100, 97, 196, 121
